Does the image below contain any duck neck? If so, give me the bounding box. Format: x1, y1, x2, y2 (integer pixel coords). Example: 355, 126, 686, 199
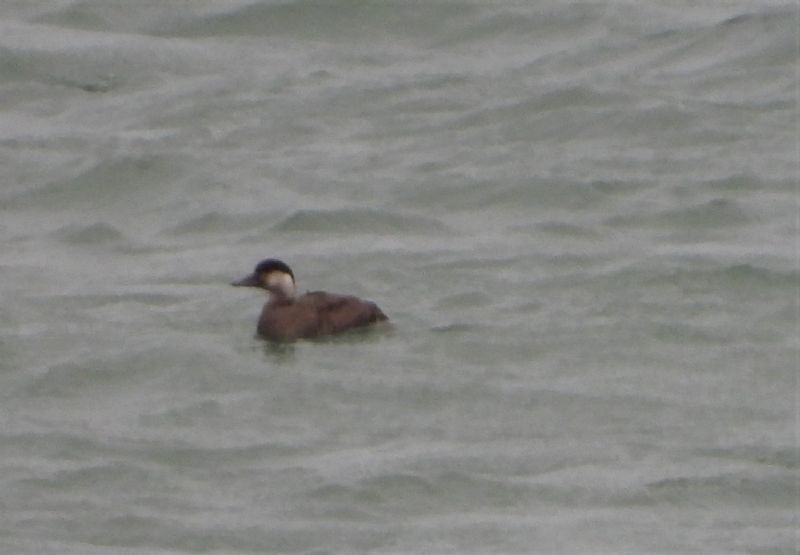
267, 289, 294, 305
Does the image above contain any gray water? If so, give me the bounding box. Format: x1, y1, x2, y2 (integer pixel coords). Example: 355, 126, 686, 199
1, 2, 797, 553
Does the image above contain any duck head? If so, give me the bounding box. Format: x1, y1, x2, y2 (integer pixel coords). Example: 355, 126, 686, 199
232, 258, 296, 299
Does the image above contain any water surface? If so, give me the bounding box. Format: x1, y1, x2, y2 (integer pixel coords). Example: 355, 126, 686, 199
0, 2, 796, 553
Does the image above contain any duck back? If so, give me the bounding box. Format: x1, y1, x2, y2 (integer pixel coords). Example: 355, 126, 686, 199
256, 291, 387, 341
301, 291, 387, 335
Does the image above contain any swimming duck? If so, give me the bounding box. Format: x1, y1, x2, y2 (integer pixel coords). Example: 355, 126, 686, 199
232, 258, 388, 341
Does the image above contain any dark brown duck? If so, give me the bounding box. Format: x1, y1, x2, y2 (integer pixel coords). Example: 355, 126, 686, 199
232, 258, 388, 341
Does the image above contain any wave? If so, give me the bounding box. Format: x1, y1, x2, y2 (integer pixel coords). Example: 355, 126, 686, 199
165, 211, 268, 236
148, 0, 481, 41
607, 197, 751, 229
273, 208, 451, 235
54, 222, 127, 245
5, 154, 186, 209
646, 469, 796, 506
308, 469, 529, 515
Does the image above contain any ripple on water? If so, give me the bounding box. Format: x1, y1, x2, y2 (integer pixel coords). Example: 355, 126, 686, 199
273, 208, 452, 235
163, 211, 269, 236
606, 197, 752, 229
5, 154, 188, 210
54, 222, 127, 245
308, 470, 530, 517
645, 469, 796, 507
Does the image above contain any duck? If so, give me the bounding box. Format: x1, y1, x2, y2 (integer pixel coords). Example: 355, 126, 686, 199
232, 258, 388, 341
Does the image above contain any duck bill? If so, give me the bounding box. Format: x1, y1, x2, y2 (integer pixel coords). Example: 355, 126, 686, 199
231, 273, 260, 287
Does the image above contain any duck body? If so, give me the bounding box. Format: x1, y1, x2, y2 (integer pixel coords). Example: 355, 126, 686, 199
257, 291, 387, 341
232, 258, 388, 342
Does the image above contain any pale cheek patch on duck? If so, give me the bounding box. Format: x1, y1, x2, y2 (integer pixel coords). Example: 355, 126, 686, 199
265, 271, 296, 297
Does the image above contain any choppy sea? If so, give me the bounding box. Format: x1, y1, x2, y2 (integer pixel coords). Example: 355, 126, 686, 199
0, 2, 797, 553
